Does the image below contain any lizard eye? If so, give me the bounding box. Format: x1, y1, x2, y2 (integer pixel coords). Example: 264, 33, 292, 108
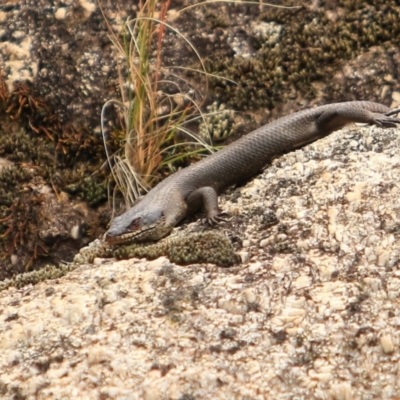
127, 217, 141, 231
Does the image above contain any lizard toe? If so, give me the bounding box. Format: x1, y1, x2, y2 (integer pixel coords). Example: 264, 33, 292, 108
207, 212, 231, 225
374, 117, 400, 127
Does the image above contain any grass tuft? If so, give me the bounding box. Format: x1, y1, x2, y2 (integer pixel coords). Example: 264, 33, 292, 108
100, 1, 296, 211
100, 0, 214, 209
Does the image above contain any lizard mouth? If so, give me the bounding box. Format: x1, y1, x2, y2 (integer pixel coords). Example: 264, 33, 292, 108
104, 213, 170, 244
104, 222, 171, 244
104, 232, 136, 245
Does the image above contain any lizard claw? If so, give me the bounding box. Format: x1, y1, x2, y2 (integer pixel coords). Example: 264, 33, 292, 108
373, 116, 400, 128
373, 108, 400, 127
207, 212, 232, 225
386, 108, 400, 117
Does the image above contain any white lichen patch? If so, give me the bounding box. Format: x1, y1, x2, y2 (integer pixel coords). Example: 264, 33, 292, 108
55, 7, 68, 20
0, 37, 38, 91
251, 21, 282, 46
79, 0, 96, 18
1, 124, 400, 398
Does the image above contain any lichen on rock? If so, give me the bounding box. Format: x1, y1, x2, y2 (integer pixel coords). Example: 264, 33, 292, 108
75, 231, 237, 267
0, 263, 76, 292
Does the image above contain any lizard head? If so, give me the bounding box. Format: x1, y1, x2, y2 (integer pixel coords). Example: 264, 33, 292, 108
104, 207, 172, 244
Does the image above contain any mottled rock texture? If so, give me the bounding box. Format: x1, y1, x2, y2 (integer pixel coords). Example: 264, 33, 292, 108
1, 122, 400, 398
1, 1, 400, 396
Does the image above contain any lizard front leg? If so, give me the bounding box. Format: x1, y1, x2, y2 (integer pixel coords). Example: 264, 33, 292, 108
186, 187, 227, 224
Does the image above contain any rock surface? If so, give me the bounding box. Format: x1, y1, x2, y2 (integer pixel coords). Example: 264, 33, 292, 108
1, 122, 400, 398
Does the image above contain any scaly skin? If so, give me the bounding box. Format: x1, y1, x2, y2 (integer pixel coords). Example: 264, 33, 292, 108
105, 101, 400, 244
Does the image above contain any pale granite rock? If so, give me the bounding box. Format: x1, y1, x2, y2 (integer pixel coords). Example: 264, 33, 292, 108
1, 123, 400, 398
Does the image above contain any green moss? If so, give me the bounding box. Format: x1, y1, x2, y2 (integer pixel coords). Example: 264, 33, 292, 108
0, 263, 76, 292
64, 176, 108, 206
0, 85, 112, 204
0, 97, 110, 274
0, 165, 33, 205
0, 230, 236, 291
204, 10, 231, 29
163, 231, 236, 266
75, 231, 237, 267
205, 1, 400, 111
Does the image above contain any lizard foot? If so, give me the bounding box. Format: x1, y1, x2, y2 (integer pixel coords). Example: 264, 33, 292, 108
373, 114, 400, 128
206, 212, 232, 225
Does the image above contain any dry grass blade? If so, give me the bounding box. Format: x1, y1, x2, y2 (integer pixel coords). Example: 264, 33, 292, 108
101, 0, 219, 210
100, 0, 290, 212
